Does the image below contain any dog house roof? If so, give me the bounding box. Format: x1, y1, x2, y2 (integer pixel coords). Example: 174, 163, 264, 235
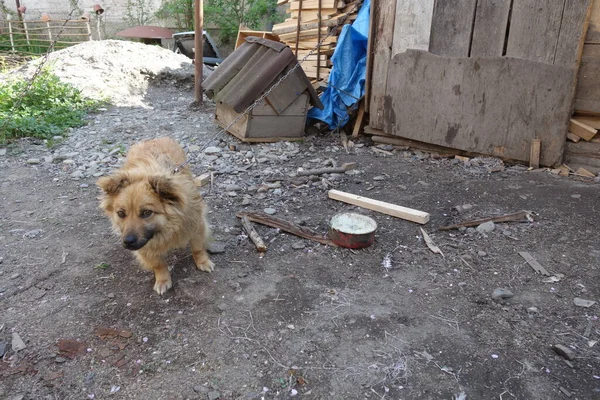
203, 37, 323, 114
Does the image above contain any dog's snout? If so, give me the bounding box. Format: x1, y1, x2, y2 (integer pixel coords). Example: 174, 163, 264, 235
123, 235, 137, 247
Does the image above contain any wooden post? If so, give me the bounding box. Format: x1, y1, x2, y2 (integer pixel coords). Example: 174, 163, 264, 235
316, 0, 321, 80
86, 21, 92, 41
47, 22, 52, 42
8, 21, 15, 52
194, 0, 204, 104
23, 21, 30, 46
529, 139, 541, 168
294, 0, 303, 58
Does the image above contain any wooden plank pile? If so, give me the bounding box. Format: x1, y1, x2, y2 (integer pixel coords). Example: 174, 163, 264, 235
273, 0, 362, 81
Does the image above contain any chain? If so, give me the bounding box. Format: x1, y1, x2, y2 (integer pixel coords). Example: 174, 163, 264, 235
0, 2, 82, 136
174, 3, 362, 173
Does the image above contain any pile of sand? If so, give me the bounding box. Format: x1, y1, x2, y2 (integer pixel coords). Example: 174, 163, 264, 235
1, 40, 211, 107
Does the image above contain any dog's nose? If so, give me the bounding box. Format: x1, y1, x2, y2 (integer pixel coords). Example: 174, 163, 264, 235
123, 235, 137, 247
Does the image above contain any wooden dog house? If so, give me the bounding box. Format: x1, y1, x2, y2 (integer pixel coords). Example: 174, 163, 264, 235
203, 37, 323, 142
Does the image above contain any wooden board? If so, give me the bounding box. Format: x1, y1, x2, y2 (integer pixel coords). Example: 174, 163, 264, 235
506, 0, 566, 64
289, 0, 339, 10
328, 189, 430, 224
570, 118, 598, 140
470, 0, 511, 57
585, 0, 600, 43
428, 0, 478, 57
530, 139, 541, 168
567, 132, 582, 142
575, 43, 600, 113
554, 0, 592, 67
391, 0, 434, 56
235, 30, 280, 49
364, 0, 375, 113
572, 115, 600, 129
368, 0, 396, 130
382, 50, 575, 167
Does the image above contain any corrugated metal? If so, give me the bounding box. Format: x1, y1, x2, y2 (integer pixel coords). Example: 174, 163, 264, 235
203, 37, 323, 113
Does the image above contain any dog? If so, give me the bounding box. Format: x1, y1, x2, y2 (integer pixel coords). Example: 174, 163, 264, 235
96, 137, 214, 295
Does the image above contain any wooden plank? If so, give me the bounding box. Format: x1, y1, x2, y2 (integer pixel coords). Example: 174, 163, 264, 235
328, 189, 430, 224
572, 115, 600, 129
554, 0, 592, 67
382, 50, 575, 166
364, 0, 375, 113
565, 140, 600, 165
470, 0, 511, 57
567, 132, 582, 142
428, 0, 478, 57
352, 100, 365, 137
506, 0, 566, 64
575, 166, 596, 177
585, 0, 600, 43
391, 0, 434, 56
529, 139, 541, 168
519, 251, 550, 276
575, 43, 600, 114
368, 0, 396, 130
570, 118, 598, 140
289, 0, 339, 10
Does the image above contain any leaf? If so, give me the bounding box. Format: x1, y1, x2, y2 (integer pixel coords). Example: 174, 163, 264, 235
419, 228, 444, 258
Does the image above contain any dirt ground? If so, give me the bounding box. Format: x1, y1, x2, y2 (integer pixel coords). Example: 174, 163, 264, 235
1, 81, 600, 400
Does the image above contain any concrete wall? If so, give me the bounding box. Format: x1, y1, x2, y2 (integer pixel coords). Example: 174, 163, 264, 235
2, 0, 165, 38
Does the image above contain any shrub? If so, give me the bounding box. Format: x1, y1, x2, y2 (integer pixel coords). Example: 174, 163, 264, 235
0, 68, 102, 143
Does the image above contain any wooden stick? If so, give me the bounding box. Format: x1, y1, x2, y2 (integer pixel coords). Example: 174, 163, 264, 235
237, 212, 336, 246
328, 189, 430, 224
297, 162, 356, 176
529, 139, 541, 168
352, 101, 365, 137
519, 251, 550, 276
240, 216, 267, 252
438, 211, 534, 231
570, 118, 597, 141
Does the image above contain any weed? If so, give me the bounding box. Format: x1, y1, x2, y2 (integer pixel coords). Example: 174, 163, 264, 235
0, 67, 104, 144
95, 262, 110, 270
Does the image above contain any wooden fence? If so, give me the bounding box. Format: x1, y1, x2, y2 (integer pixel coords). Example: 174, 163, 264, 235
0, 19, 92, 55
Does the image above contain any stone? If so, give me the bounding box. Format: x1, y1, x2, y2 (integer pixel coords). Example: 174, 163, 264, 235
527, 307, 539, 314
208, 391, 221, 400
55, 356, 67, 363
23, 229, 43, 239
63, 159, 75, 165
291, 241, 305, 250
552, 344, 575, 360
188, 145, 201, 152
241, 197, 252, 206
12, 332, 26, 351
193, 386, 209, 394
10, 273, 20, 280
478, 251, 487, 257
107, 293, 115, 299
573, 297, 596, 308
227, 192, 238, 197
26, 158, 41, 164
204, 146, 222, 155
207, 242, 226, 254
0, 148, 6, 156
492, 288, 514, 300
465, 227, 476, 235
476, 221, 495, 234
264, 208, 277, 215
373, 175, 386, 181
0, 342, 8, 357
225, 184, 241, 191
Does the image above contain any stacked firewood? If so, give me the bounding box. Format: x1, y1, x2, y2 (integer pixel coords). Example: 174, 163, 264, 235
273, 0, 362, 82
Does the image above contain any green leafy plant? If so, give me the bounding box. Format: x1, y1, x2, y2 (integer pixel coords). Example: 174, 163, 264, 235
155, 0, 282, 43
0, 68, 103, 144
95, 262, 110, 270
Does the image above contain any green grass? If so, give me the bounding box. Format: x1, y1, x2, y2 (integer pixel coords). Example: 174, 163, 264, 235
0, 67, 104, 144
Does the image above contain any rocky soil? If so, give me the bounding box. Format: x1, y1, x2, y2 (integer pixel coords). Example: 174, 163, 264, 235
1, 41, 600, 400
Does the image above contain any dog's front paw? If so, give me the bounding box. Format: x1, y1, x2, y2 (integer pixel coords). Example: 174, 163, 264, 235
193, 251, 214, 273
153, 278, 172, 295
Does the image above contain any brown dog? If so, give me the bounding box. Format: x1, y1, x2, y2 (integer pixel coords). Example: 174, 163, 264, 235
97, 137, 214, 295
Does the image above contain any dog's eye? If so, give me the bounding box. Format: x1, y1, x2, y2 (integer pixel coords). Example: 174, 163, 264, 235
141, 210, 153, 219
116, 210, 126, 219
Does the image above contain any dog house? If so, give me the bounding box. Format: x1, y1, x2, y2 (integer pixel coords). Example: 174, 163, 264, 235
202, 37, 323, 142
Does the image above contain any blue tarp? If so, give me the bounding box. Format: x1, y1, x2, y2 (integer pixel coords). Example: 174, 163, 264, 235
307, 0, 370, 129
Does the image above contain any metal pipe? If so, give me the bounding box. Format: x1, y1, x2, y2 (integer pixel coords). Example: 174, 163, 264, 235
194, 0, 204, 104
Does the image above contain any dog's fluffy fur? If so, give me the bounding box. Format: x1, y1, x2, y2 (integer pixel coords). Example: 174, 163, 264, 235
97, 137, 213, 295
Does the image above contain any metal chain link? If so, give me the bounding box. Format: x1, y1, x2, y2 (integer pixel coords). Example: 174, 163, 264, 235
0, 2, 82, 136
174, 2, 362, 173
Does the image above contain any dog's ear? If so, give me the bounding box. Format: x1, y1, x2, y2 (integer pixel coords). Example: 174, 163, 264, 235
97, 172, 129, 196
148, 176, 180, 204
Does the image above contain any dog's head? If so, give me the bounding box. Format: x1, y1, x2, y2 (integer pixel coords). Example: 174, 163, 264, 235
97, 172, 181, 251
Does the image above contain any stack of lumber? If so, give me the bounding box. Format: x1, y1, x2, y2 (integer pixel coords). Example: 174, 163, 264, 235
273, 0, 362, 81
564, 115, 600, 175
